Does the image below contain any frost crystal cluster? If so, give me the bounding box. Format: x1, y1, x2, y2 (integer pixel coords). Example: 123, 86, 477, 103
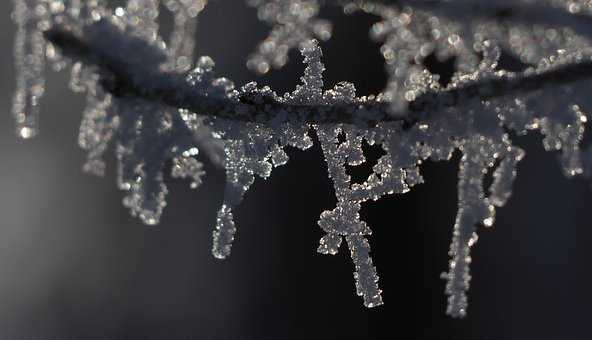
10, 0, 592, 316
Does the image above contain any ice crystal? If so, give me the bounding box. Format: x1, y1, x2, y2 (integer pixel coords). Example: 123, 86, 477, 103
171, 153, 206, 189
208, 118, 313, 259
246, 0, 332, 74
11, 0, 592, 317
317, 126, 383, 308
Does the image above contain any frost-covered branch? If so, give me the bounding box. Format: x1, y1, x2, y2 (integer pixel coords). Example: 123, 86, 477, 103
46, 20, 592, 126
45, 21, 394, 126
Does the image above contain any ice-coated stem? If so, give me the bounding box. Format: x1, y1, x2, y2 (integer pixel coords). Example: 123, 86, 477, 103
44, 20, 592, 127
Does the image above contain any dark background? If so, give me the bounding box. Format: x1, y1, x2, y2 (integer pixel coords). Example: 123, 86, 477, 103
1, 1, 592, 339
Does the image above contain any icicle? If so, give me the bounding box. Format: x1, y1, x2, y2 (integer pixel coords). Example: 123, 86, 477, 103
209, 119, 314, 260
212, 204, 236, 259
78, 84, 116, 176
316, 126, 384, 308
211, 138, 261, 259
12, 0, 50, 139
443, 137, 497, 318
489, 146, 524, 207
347, 235, 383, 308
556, 105, 587, 177
114, 98, 172, 225
122, 163, 169, 225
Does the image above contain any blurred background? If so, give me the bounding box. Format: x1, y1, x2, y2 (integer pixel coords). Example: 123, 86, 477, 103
1, 1, 592, 339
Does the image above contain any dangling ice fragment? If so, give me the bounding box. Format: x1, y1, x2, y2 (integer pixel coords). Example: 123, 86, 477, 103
210, 130, 272, 259
442, 134, 524, 317
443, 138, 494, 318
208, 40, 321, 260
12, 0, 50, 138
212, 204, 236, 259
347, 235, 382, 308
115, 98, 173, 226
78, 82, 116, 176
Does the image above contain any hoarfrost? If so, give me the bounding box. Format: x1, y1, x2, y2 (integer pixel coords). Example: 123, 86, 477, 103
11, 0, 592, 316
246, 0, 332, 74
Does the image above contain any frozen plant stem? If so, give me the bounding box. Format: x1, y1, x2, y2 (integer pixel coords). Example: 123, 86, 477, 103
45, 21, 592, 127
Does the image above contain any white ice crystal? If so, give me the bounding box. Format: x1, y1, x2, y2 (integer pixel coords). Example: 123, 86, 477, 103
246, 0, 332, 74
10, 0, 592, 317
316, 126, 384, 308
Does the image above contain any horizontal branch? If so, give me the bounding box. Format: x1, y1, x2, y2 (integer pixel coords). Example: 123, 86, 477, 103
348, 0, 592, 41
45, 20, 592, 126
45, 21, 397, 126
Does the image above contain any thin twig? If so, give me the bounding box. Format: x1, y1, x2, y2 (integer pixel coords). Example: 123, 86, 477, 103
45, 20, 592, 126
